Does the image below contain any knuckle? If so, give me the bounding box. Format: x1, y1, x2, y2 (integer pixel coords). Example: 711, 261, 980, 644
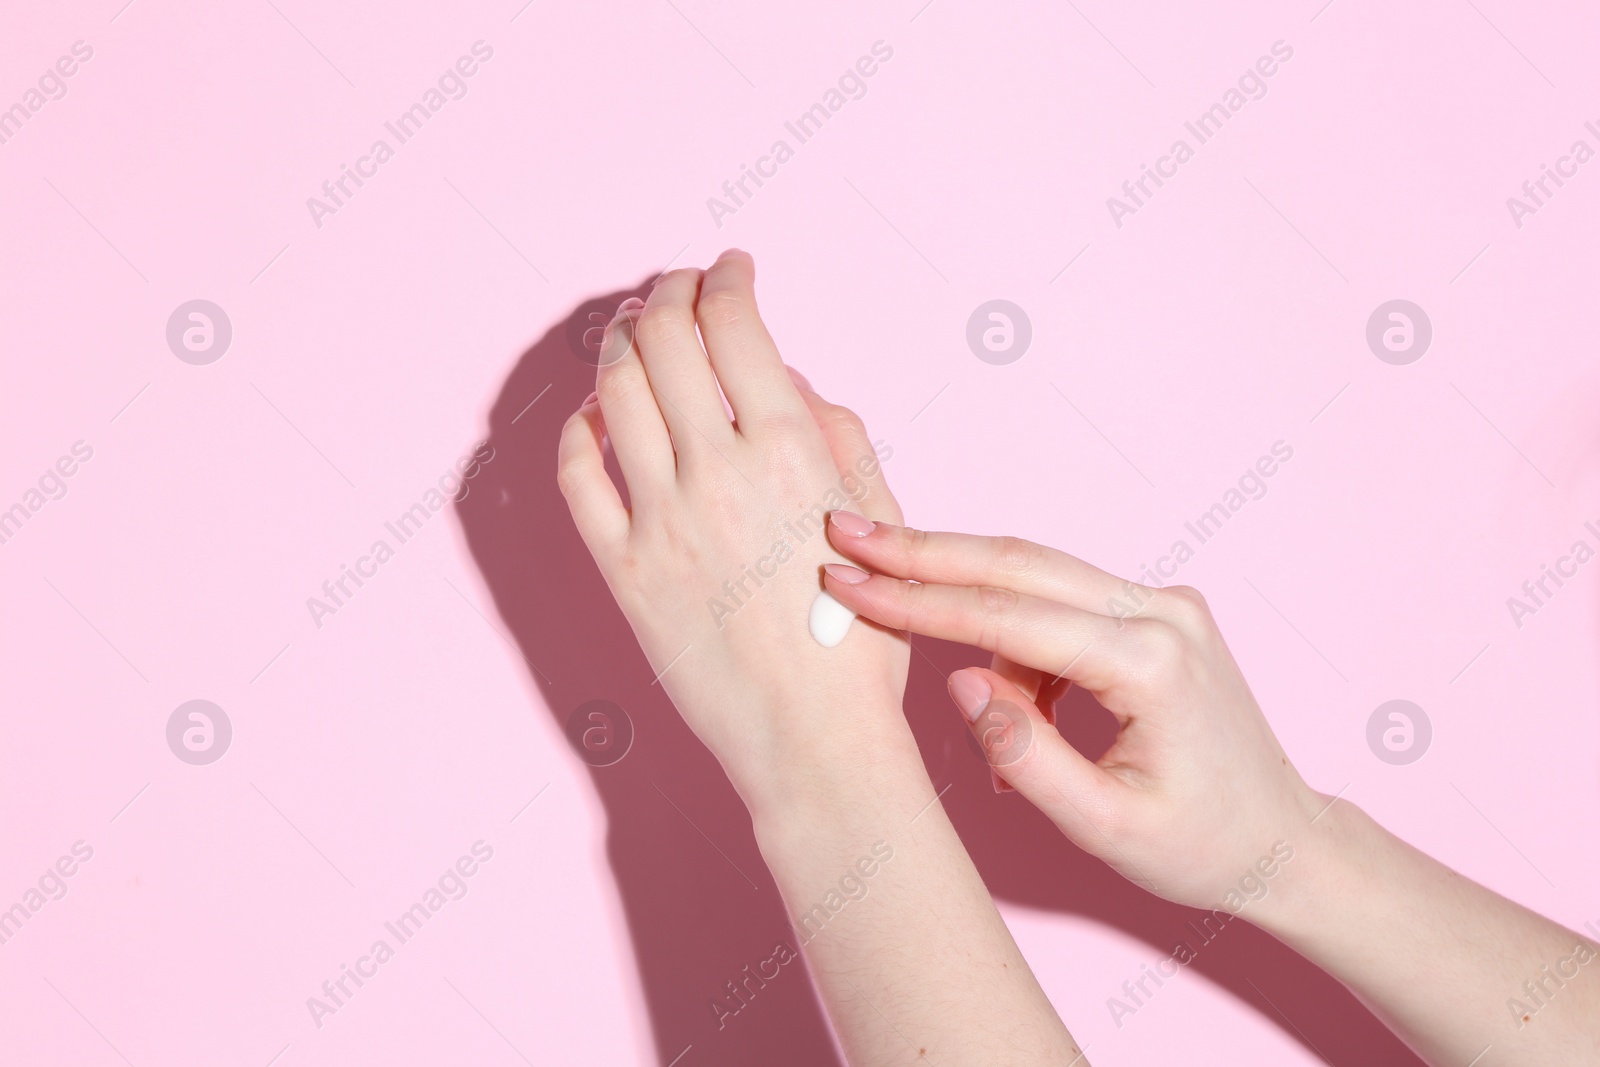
975, 585, 1019, 646
1129, 617, 1188, 671
1156, 584, 1213, 635
899, 524, 933, 566
555, 449, 588, 500
555, 464, 584, 501
820, 403, 868, 438
1165, 583, 1207, 607
978, 584, 1019, 614
899, 579, 933, 631
993, 535, 1043, 579
754, 409, 815, 444
695, 287, 746, 331
595, 364, 641, 403
635, 305, 693, 349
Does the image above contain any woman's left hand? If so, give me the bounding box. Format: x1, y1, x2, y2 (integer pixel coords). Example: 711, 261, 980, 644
557, 250, 909, 804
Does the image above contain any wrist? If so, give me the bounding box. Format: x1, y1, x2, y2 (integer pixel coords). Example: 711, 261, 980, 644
1245, 794, 1379, 940
729, 690, 929, 833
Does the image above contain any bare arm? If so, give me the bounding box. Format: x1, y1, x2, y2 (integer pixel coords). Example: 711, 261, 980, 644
1251, 799, 1600, 1066
556, 250, 1087, 1064
821, 516, 1600, 1066
743, 711, 1086, 1065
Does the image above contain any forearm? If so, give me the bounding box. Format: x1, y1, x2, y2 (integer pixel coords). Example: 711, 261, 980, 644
1252, 799, 1600, 1066
738, 698, 1087, 1066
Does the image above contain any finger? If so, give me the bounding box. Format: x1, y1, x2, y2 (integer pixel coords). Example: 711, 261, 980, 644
787, 368, 902, 525
948, 667, 1119, 834
697, 249, 811, 432
634, 269, 734, 459
594, 304, 675, 497
557, 396, 629, 556
821, 565, 1135, 696
989, 653, 1054, 724
989, 652, 1039, 698
826, 520, 1142, 613
1037, 672, 1073, 721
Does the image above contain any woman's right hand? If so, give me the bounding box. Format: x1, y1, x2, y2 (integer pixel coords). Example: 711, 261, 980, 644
823, 518, 1600, 1066
819, 515, 1328, 913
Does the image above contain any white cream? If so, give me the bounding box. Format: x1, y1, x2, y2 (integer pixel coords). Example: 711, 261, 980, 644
809, 590, 856, 648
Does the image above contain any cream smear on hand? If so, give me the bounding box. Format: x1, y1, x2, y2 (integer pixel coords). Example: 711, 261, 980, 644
809, 590, 856, 648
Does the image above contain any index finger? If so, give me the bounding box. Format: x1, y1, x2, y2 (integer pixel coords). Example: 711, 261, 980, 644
821, 565, 1139, 697
826, 519, 1145, 614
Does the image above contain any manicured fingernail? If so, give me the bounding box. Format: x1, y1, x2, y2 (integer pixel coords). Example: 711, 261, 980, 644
991, 769, 1015, 794
947, 670, 991, 723
823, 563, 870, 586
618, 297, 645, 311
581, 391, 599, 407
785, 365, 813, 392
829, 511, 875, 538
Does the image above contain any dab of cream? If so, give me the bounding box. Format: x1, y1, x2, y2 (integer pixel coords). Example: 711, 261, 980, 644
809, 590, 856, 648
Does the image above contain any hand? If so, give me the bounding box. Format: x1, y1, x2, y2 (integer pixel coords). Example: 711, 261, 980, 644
819, 516, 1327, 912
557, 251, 909, 805
559, 264, 1092, 1063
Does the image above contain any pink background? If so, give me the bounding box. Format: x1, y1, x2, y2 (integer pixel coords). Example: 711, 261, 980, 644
3, 1, 1598, 1064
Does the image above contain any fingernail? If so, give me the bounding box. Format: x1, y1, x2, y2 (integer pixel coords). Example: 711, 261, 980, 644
947, 670, 991, 723
991, 769, 1015, 794
785, 365, 813, 392
829, 511, 875, 538
618, 297, 645, 312
823, 563, 870, 586
581, 391, 599, 407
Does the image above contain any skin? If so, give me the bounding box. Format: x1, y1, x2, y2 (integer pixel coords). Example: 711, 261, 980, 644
557, 250, 1088, 1064
820, 519, 1600, 1066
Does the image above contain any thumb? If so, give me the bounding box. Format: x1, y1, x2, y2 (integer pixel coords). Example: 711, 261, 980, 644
948, 667, 1118, 841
